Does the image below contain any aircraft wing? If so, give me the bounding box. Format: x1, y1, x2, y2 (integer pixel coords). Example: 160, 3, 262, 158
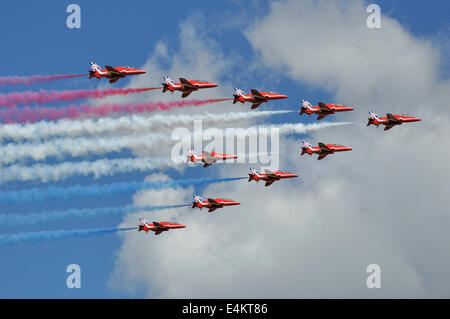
317, 114, 328, 120
250, 89, 268, 101
251, 101, 263, 109
318, 102, 334, 113
179, 78, 197, 90
384, 124, 395, 131
154, 230, 164, 235
265, 180, 276, 187
207, 198, 223, 212
152, 221, 169, 230
386, 113, 401, 123
109, 78, 120, 84
203, 151, 217, 167
181, 91, 193, 98
105, 65, 125, 76
318, 142, 333, 152
207, 198, 224, 207
264, 169, 281, 180
317, 153, 328, 160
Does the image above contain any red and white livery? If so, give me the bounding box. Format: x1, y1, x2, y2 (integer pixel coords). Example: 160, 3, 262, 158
367, 111, 421, 131
162, 76, 218, 98
192, 195, 241, 213
301, 140, 352, 160
138, 217, 186, 235
233, 88, 288, 109
248, 167, 298, 187
89, 62, 146, 84
186, 148, 237, 167
300, 99, 355, 120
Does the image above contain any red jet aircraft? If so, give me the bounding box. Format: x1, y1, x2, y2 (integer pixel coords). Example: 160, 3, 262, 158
138, 217, 185, 235
162, 76, 218, 98
301, 140, 352, 160
192, 195, 241, 213
367, 111, 421, 131
89, 62, 146, 84
300, 99, 355, 120
248, 168, 298, 187
186, 148, 237, 167
233, 88, 288, 109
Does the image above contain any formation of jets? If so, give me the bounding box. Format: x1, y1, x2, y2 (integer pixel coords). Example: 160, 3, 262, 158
83, 61, 421, 236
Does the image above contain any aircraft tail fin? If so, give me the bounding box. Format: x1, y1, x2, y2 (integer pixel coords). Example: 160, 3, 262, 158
138, 217, 149, 231
300, 99, 312, 115
233, 88, 244, 104
301, 139, 312, 150
367, 111, 378, 126
162, 76, 174, 93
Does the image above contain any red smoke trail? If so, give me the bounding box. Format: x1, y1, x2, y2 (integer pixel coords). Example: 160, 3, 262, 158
0, 99, 232, 124
0, 74, 87, 86
0, 87, 160, 107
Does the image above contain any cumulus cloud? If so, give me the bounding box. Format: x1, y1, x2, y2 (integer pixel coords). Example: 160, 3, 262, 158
110, 0, 450, 297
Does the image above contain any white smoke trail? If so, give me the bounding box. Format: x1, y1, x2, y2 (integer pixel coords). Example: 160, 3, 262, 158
0, 110, 293, 142
0, 157, 178, 184
0, 121, 353, 165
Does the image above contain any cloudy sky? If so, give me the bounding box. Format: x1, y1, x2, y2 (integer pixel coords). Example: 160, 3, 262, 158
0, 0, 449, 298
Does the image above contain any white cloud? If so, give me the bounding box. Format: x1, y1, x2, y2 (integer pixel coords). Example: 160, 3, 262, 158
110, 0, 450, 298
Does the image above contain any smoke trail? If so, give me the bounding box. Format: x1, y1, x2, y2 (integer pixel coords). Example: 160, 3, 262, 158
0, 157, 179, 184
0, 205, 189, 226
0, 111, 293, 142
0, 87, 159, 107
0, 177, 246, 203
0, 74, 87, 86
0, 99, 232, 124
0, 227, 136, 246
240, 121, 354, 136
0, 121, 352, 165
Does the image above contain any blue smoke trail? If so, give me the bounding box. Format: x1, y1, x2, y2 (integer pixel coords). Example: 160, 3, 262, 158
0, 177, 246, 204
0, 204, 189, 227
0, 227, 136, 246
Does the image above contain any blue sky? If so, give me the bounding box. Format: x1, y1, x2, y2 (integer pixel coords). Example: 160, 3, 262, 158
0, 0, 448, 298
